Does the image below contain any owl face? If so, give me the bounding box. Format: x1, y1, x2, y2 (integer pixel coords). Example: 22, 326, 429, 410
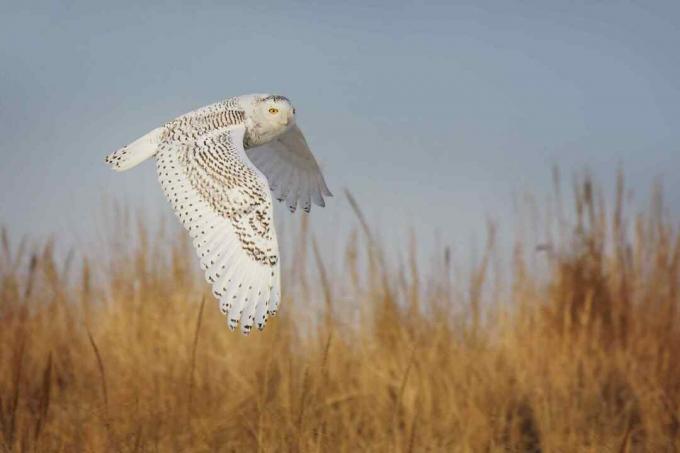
258, 95, 295, 130
244, 95, 296, 147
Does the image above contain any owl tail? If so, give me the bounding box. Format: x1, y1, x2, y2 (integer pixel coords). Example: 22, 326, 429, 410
105, 127, 165, 172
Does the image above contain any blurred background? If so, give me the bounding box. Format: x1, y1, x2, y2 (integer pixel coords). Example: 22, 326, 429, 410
3, 2, 680, 451
1, 0, 679, 258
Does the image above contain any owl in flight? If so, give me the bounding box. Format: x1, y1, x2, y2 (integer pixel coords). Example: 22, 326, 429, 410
105, 94, 332, 333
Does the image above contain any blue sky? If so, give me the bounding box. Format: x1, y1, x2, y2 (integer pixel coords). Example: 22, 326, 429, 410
1, 1, 678, 260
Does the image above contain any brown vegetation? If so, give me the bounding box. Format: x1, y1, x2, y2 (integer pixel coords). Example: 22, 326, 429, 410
1, 173, 679, 452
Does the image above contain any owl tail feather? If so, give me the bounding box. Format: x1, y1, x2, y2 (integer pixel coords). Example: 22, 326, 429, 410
105, 127, 164, 172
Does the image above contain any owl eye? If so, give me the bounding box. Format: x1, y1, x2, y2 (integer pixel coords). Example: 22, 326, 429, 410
268, 108, 279, 114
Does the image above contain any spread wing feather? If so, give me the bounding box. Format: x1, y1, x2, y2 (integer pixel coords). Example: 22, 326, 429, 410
156, 124, 280, 333
246, 124, 332, 213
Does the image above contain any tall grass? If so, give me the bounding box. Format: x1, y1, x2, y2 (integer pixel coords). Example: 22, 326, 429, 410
1, 173, 679, 452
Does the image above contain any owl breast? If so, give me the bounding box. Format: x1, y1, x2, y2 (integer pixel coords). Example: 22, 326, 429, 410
243, 117, 289, 149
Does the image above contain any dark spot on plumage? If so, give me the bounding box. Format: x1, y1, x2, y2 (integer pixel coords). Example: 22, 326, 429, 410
261, 95, 290, 104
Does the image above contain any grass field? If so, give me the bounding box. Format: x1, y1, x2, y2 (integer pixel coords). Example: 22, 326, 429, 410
1, 173, 679, 452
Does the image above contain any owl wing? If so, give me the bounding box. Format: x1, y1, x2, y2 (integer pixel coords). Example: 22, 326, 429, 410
246, 124, 332, 213
156, 124, 280, 333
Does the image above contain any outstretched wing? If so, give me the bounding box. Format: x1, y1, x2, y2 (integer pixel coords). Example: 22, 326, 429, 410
246, 125, 332, 213
156, 124, 280, 333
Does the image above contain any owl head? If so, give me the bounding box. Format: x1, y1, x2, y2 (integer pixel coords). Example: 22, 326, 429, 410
244, 95, 296, 147
257, 95, 295, 127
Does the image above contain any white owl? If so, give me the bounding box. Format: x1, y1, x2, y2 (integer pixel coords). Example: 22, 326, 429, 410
105, 94, 332, 333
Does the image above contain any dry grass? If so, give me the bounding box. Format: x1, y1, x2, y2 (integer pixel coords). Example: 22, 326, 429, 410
1, 172, 680, 452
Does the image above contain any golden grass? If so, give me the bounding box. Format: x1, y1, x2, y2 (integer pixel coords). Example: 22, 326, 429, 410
1, 173, 679, 452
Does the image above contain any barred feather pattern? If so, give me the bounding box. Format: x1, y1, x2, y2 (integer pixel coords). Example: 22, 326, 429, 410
157, 123, 280, 333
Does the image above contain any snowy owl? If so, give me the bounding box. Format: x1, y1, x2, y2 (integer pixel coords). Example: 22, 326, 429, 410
105, 94, 331, 333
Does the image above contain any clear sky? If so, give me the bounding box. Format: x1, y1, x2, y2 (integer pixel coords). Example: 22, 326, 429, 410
1, 1, 678, 260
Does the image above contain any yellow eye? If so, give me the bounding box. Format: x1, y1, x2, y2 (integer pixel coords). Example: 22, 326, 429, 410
268, 107, 279, 114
